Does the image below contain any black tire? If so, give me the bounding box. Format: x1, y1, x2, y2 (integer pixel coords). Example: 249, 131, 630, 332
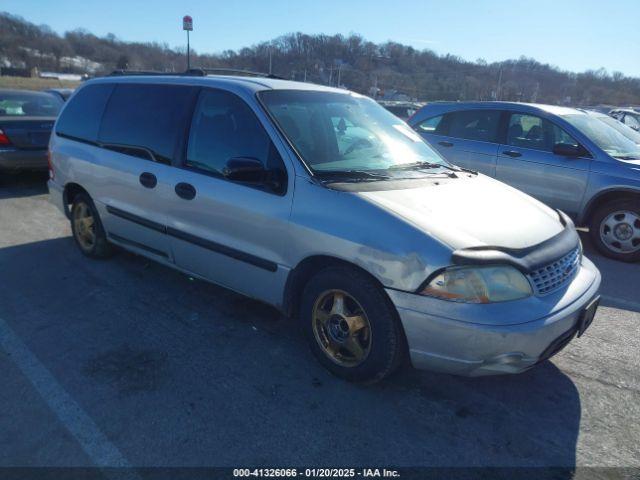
70, 192, 113, 259
300, 266, 406, 383
589, 198, 640, 263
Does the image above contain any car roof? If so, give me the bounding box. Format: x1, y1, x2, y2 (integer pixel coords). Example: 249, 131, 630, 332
408, 101, 589, 124
86, 74, 348, 96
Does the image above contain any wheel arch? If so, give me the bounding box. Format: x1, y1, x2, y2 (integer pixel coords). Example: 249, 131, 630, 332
580, 188, 640, 225
282, 255, 393, 319
62, 182, 91, 218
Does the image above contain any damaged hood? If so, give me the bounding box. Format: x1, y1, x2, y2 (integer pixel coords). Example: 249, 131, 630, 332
358, 175, 565, 250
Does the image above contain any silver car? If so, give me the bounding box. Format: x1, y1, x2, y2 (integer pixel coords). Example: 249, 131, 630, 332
410, 102, 640, 262
48, 75, 601, 383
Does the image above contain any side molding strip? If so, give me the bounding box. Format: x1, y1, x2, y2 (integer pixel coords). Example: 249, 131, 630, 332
105, 205, 277, 272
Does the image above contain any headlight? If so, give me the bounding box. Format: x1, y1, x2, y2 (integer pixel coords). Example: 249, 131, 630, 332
420, 265, 533, 303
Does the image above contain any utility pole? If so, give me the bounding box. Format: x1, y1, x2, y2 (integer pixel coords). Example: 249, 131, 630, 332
496, 66, 503, 101
268, 46, 272, 75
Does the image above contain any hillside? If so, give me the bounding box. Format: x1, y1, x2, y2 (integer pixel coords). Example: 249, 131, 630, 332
2, 11, 639, 105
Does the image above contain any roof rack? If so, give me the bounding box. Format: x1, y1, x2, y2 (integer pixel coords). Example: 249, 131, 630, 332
186, 67, 284, 80
108, 68, 284, 80
108, 69, 200, 77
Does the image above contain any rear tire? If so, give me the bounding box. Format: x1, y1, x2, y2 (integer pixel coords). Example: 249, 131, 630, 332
300, 266, 406, 383
589, 199, 640, 263
70, 193, 113, 259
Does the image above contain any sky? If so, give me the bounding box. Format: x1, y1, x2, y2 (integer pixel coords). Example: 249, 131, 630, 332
3, 0, 639, 76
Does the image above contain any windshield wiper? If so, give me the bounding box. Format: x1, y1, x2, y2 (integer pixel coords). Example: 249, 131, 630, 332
613, 155, 640, 160
314, 169, 392, 183
389, 161, 477, 176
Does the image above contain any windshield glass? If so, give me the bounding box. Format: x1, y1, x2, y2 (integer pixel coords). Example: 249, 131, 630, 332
0, 91, 63, 117
562, 113, 640, 159
259, 90, 447, 175
595, 114, 640, 145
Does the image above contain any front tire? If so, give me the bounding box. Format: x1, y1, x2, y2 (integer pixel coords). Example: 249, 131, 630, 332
589, 199, 640, 263
300, 266, 406, 383
70, 193, 113, 259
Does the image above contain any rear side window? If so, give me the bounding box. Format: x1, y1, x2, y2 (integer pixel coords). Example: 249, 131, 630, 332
446, 110, 500, 142
186, 89, 284, 175
99, 84, 195, 164
56, 84, 114, 143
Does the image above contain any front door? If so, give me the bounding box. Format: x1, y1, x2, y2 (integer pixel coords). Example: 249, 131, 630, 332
496, 112, 591, 217
165, 88, 294, 307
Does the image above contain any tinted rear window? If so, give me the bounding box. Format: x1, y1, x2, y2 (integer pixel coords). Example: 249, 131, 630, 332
56, 84, 114, 142
0, 91, 62, 117
98, 84, 195, 164
446, 110, 500, 142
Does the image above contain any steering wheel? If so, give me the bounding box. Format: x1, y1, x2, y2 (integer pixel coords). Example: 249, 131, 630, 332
343, 138, 372, 156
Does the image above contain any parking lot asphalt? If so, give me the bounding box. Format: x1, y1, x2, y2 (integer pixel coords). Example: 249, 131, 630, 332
0, 173, 639, 470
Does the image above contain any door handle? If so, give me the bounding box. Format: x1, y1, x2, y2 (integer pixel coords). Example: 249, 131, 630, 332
438, 141, 454, 147
139, 172, 157, 189
175, 182, 196, 200
502, 150, 522, 158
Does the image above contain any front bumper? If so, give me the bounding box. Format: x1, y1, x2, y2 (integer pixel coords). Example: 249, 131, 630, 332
387, 257, 601, 376
0, 148, 48, 171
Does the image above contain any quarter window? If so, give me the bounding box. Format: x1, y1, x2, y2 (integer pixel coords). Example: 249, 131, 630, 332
446, 110, 500, 142
98, 84, 196, 164
186, 89, 284, 176
416, 115, 444, 133
56, 84, 114, 143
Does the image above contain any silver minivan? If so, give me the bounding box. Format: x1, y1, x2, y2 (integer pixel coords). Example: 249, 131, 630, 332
409, 102, 640, 263
48, 74, 601, 383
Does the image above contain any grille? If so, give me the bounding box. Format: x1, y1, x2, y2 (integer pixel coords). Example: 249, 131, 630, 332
528, 247, 580, 295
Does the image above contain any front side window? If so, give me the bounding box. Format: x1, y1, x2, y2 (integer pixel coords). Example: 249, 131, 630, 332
446, 110, 500, 142
507, 113, 579, 153
186, 89, 285, 176
98, 84, 195, 164
0, 91, 62, 118
259, 90, 446, 174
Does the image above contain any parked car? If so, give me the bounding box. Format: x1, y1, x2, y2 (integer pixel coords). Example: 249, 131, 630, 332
0, 89, 63, 173
583, 109, 640, 145
609, 108, 640, 131
44, 88, 75, 102
48, 75, 600, 382
378, 100, 424, 121
409, 102, 640, 262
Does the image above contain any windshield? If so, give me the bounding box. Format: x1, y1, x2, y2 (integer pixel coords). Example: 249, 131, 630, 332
0, 91, 63, 117
259, 90, 447, 175
595, 114, 640, 145
562, 113, 640, 159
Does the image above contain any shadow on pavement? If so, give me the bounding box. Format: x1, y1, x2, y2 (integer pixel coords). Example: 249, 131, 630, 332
578, 231, 640, 313
0, 172, 49, 199
0, 237, 581, 470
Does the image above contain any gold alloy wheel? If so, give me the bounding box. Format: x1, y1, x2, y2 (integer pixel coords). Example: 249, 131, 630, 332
312, 289, 372, 367
73, 202, 96, 251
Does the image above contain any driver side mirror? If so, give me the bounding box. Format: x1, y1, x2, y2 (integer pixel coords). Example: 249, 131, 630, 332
553, 143, 582, 157
223, 157, 285, 193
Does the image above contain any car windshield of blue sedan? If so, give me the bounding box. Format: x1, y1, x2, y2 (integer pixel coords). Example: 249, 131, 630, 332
562, 113, 640, 159
259, 90, 448, 176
